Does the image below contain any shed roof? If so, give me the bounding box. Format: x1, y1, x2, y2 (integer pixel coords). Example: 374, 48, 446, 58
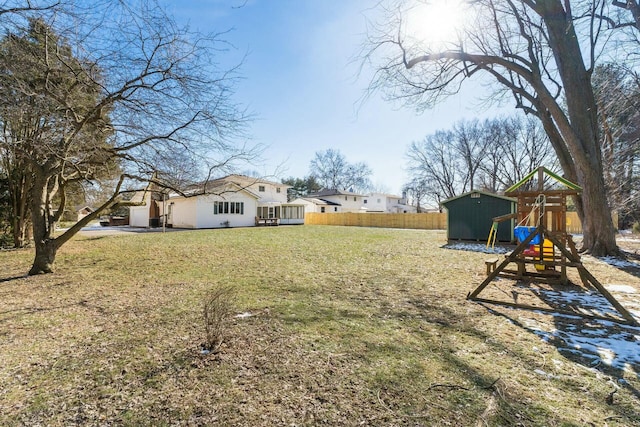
441, 190, 516, 207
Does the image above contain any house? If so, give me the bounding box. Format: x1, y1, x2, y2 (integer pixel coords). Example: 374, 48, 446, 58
129, 190, 164, 228
131, 175, 305, 228
301, 189, 368, 213
76, 206, 95, 221
289, 197, 342, 213
294, 189, 418, 214
363, 193, 417, 213
441, 190, 516, 242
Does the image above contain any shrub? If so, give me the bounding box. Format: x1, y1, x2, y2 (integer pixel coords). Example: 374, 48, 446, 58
202, 286, 236, 353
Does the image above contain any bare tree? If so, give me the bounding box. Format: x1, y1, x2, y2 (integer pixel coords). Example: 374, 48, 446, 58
309, 149, 372, 192
406, 129, 467, 203
475, 118, 510, 193
611, 0, 640, 31
488, 116, 558, 191
402, 176, 431, 211
453, 118, 491, 192
593, 63, 640, 228
365, 0, 623, 255
0, 2, 255, 274
406, 116, 558, 208
0, 1, 65, 248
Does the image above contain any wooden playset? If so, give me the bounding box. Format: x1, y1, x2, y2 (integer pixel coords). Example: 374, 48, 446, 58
467, 167, 637, 326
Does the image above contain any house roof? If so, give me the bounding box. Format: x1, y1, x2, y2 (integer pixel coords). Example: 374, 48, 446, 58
222, 174, 291, 189
367, 192, 403, 199
128, 191, 147, 204
142, 174, 290, 199
441, 190, 516, 206
172, 181, 261, 200
309, 189, 366, 198
294, 197, 341, 206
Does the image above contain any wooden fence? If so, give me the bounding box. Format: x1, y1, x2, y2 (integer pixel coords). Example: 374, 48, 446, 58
304, 211, 617, 235
305, 212, 447, 230
565, 211, 618, 234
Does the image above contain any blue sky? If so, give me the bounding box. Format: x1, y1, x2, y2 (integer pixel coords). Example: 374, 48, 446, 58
165, 0, 506, 194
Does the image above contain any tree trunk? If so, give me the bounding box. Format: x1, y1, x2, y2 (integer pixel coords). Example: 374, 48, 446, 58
538, 0, 618, 256
575, 165, 618, 255
8, 168, 31, 248
29, 238, 58, 275
28, 170, 59, 275
12, 216, 27, 248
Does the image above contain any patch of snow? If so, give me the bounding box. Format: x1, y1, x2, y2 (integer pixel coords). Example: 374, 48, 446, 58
606, 285, 637, 294
596, 256, 640, 269
235, 312, 253, 319
516, 288, 640, 375
534, 368, 550, 377
617, 230, 640, 241
444, 242, 510, 254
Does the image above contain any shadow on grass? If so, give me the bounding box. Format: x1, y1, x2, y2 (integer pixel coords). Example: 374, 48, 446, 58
604, 249, 640, 279
0, 275, 28, 284
0, 301, 87, 323
379, 298, 640, 425
475, 298, 640, 405
80, 235, 109, 242
372, 300, 583, 425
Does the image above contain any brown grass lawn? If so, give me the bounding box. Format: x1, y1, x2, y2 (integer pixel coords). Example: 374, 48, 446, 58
1, 225, 639, 426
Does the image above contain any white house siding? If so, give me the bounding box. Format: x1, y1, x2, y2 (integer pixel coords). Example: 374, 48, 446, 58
364, 193, 416, 213
195, 194, 258, 228
223, 175, 289, 205
169, 197, 198, 228
363, 195, 386, 212
248, 183, 288, 204
290, 198, 340, 214
320, 195, 365, 213
161, 175, 292, 229
129, 205, 149, 227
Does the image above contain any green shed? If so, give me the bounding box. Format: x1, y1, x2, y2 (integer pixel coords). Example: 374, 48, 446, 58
441, 191, 516, 242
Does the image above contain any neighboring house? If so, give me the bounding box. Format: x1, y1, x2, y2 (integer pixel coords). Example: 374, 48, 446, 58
363, 193, 417, 213
76, 206, 94, 221
297, 189, 417, 214
131, 175, 304, 228
304, 189, 368, 213
290, 197, 342, 213
59, 205, 95, 222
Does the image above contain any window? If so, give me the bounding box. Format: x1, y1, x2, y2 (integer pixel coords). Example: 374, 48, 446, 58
334, 207, 338, 212
364, 199, 368, 204
276, 187, 281, 193
258, 185, 265, 192
353, 197, 356, 201
214, 201, 244, 215
282, 206, 304, 219
345, 196, 348, 201
471, 192, 481, 198
257, 206, 279, 219
321, 207, 326, 213
377, 198, 381, 203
